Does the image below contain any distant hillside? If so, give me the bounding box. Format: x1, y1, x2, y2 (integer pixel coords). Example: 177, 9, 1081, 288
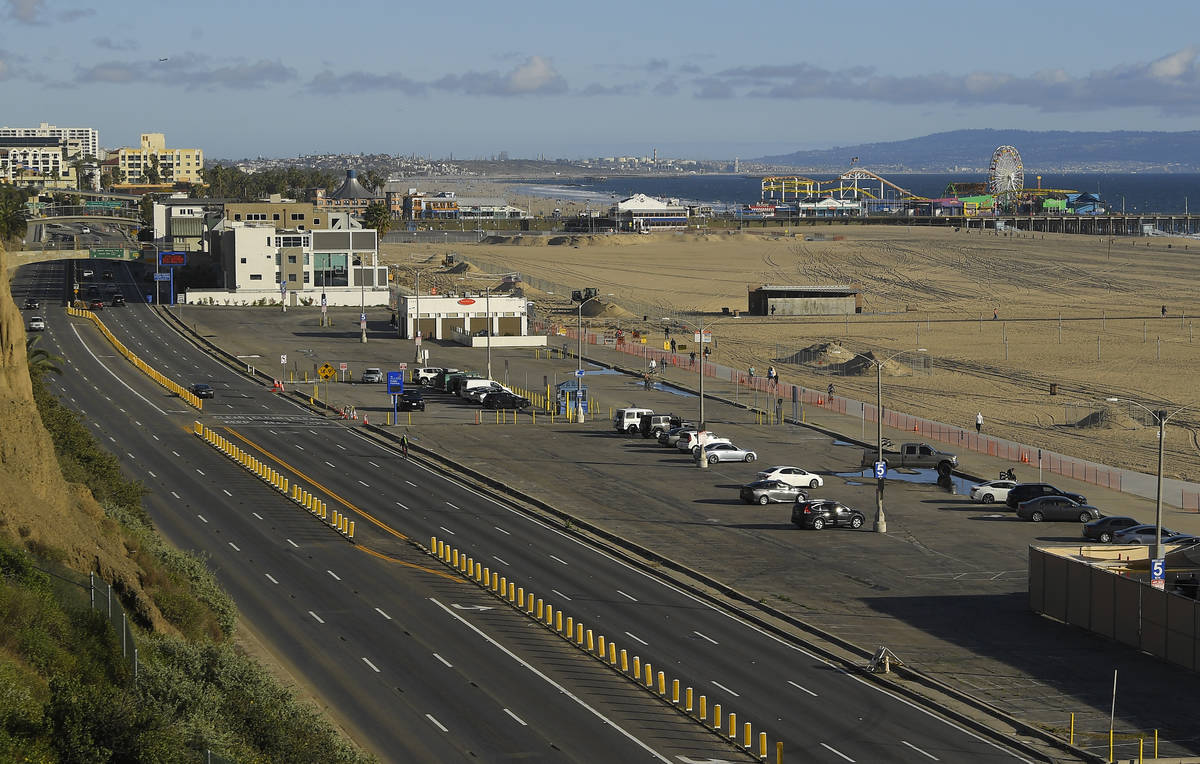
757, 130, 1200, 173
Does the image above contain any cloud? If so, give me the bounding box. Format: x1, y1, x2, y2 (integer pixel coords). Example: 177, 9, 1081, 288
701, 48, 1200, 114
58, 7, 93, 21
93, 36, 137, 52
75, 55, 297, 90
435, 55, 566, 95
580, 82, 640, 96
645, 58, 669, 72
6, 0, 43, 22
306, 70, 426, 95
652, 80, 679, 96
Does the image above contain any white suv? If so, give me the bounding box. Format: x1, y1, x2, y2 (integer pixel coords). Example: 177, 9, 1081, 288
360, 368, 384, 384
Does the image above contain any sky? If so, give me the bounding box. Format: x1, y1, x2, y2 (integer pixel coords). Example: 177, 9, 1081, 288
4, 0, 1200, 160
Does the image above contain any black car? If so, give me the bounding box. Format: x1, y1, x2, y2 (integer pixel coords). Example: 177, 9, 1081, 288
1082, 516, 1141, 543
791, 500, 866, 530
482, 391, 531, 410
1005, 483, 1087, 510
189, 383, 215, 399
23, 298, 39, 310
111, 294, 125, 306
397, 390, 425, 411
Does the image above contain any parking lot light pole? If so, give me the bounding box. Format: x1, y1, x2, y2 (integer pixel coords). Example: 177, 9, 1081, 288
574, 292, 611, 422
662, 316, 717, 469
1107, 398, 1190, 560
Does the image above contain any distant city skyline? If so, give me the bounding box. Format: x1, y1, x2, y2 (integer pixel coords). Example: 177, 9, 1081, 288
4, 0, 1200, 159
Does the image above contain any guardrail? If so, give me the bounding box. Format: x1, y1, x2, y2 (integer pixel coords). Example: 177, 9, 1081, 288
67, 306, 202, 409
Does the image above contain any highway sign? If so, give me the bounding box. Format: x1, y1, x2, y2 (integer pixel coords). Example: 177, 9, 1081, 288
318, 363, 336, 380
158, 251, 186, 267
90, 248, 124, 259
387, 371, 404, 394
874, 461, 888, 479
694, 330, 713, 343
1152, 558, 1165, 590
85, 200, 123, 209
360, 312, 367, 322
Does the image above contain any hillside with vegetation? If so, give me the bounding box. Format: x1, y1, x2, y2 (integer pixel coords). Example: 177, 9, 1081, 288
0, 243, 371, 762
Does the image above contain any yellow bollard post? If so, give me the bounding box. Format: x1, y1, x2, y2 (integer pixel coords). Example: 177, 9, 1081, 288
516, 586, 524, 605
586, 629, 594, 653
431, 536, 437, 554
507, 581, 515, 603
544, 603, 553, 626
535, 598, 543, 620
1110, 730, 1114, 762
744, 722, 752, 749
575, 623, 584, 645
644, 664, 653, 689
555, 611, 563, 633
321, 501, 327, 520
608, 642, 617, 665
760, 733, 767, 760
657, 671, 665, 696
597, 634, 605, 657
1069, 713, 1074, 745
621, 649, 629, 673
713, 704, 721, 731
1139, 738, 1144, 764
728, 713, 737, 740
348, 520, 354, 539
437, 539, 445, 559
452, 549, 460, 568
632, 655, 641, 679
672, 679, 679, 704
526, 593, 534, 614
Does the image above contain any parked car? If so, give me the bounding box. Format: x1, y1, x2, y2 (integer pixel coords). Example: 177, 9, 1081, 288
102, 270, 113, 280
482, 391, 531, 410
640, 413, 687, 439
82, 268, 94, 278
397, 389, 425, 411
694, 442, 757, 464
1164, 534, 1200, 548
468, 384, 509, 403
791, 500, 866, 530
23, 298, 39, 310
863, 441, 958, 476
27, 316, 45, 332
740, 480, 808, 505
658, 426, 695, 448
969, 479, 1017, 504
110, 293, 125, 307
756, 465, 824, 489
613, 407, 654, 435
677, 431, 730, 452
460, 378, 504, 400
189, 383, 215, 399
1082, 516, 1142, 543
1016, 496, 1102, 523
360, 367, 384, 384
413, 367, 445, 385
1114, 524, 1178, 545
1006, 483, 1087, 510
88, 298, 105, 310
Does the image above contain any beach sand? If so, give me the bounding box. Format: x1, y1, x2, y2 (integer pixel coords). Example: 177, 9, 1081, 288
381, 223, 1200, 481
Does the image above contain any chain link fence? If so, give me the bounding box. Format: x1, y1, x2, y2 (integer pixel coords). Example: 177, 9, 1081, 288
380, 230, 486, 244
1062, 400, 1162, 429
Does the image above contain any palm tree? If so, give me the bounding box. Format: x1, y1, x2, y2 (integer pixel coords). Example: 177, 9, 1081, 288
0, 188, 28, 239
145, 155, 161, 185
26, 335, 63, 379
362, 202, 393, 238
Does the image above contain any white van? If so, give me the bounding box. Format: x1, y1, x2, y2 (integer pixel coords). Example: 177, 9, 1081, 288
613, 407, 654, 435
459, 378, 503, 400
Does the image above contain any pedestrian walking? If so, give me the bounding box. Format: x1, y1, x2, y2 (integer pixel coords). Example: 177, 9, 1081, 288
748, 365, 756, 379
767, 366, 777, 387
689, 351, 696, 365
992, 307, 999, 320
648, 358, 657, 373
1162, 304, 1168, 318
827, 383, 834, 397
975, 412, 983, 434
670, 338, 677, 353
401, 434, 409, 459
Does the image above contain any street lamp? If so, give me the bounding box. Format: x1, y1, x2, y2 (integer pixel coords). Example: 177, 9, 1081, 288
661, 315, 720, 469
353, 256, 367, 344
1105, 397, 1190, 560
573, 291, 613, 422
408, 262, 438, 362
853, 348, 926, 533
460, 273, 518, 381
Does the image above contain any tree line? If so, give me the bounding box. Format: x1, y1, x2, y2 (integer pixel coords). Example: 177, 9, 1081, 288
197, 165, 343, 200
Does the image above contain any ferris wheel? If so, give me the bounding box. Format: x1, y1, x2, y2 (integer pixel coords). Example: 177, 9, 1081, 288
988, 145, 1024, 195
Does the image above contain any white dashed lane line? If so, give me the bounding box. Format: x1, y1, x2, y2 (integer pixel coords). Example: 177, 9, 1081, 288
325, 461, 336, 468
147, 470, 156, 478
901, 741, 939, 760
197, 515, 208, 523
195, 468, 205, 476
445, 502, 458, 509
171, 492, 181, 499
309, 611, 324, 624
327, 570, 341, 581
433, 653, 452, 668
492, 555, 509, 566
223, 489, 232, 497
228, 542, 240, 552
362, 657, 380, 673
394, 501, 408, 509
693, 631, 718, 645
624, 631, 648, 646
252, 512, 263, 520
425, 714, 447, 733
820, 743, 854, 762
265, 573, 279, 584
549, 555, 569, 565
375, 607, 391, 620
494, 526, 510, 535
617, 590, 638, 602
286, 539, 299, 548
335, 444, 346, 450
551, 589, 572, 601
439, 526, 455, 535
358, 480, 369, 487
405, 480, 417, 487
788, 680, 818, 697
711, 680, 739, 697
504, 708, 527, 726
368, 461, 380, 468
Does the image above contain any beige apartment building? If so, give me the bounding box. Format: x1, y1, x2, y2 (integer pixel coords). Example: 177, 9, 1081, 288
117, 133, 203, 184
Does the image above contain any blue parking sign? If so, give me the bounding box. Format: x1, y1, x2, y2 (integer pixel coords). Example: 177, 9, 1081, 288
1151, 558, 1165, 590
874, 461, 887, 479
386, 371, 404, 394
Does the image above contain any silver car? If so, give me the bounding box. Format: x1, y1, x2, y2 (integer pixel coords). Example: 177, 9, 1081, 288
740, 480, 808, 505
1115, 524, 1177, 544
694, 442, 757, 464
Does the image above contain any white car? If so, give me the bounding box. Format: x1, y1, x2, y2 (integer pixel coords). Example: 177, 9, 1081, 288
360, 367, 384, 384
756, 466, 824, 489
677, 431, 730, 452
28, 316, 45, 332
969, 479, 1017, 504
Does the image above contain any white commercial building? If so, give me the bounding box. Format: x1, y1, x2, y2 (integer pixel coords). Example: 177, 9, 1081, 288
610, 193, 688, 231
397, 292, 539, 344
185, 224, 388, 306
0, 122, 99, 158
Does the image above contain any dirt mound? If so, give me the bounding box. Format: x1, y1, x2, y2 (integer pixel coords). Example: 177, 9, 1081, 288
582, 300, 636, 319
444, 261, 482, 274
777, 342, 909, 376
1073, 406, 1144, 430
481, 235, 546, 246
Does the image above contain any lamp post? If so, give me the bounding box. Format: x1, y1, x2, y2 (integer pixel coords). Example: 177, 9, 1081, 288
408, 264, 437, 362
573, 291, 612, 422
853, 348, 926, 533
662, 315, 720, 469
460, 274, 518, 381
1106, 397, 1190, 560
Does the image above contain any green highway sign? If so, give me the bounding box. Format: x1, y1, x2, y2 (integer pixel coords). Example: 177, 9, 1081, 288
85, 200, 124, 209
90, 248, 125, 259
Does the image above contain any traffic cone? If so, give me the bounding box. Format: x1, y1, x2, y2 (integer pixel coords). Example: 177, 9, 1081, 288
362, 415, 369, 425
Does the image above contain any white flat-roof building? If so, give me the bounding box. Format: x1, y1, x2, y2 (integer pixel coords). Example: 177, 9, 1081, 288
611, 193, 688, 231
397, 292, 531, 341
0, 122, 99, 158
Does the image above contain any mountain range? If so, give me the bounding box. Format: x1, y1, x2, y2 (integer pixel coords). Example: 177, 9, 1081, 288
756, 130, 1200, 173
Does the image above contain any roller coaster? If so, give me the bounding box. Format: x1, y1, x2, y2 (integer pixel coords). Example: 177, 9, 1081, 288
762, 167, 926, 203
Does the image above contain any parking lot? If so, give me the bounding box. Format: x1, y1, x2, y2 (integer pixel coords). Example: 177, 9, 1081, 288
170, 304, 1200, 757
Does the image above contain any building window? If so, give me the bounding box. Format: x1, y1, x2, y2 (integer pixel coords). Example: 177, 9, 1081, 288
239, 257, 247, 263
250, 274, 263, 280
273, 213, 280, 221
313, 219, 320, 225
288, 273, 297, 282
287, 255, 297, 264
303, 273, 310, 283
234, 214, 241, 221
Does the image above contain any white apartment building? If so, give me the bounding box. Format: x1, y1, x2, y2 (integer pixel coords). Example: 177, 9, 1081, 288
117, 132, 203, 185
0, 137, 74, 188
0, 122, 99, 158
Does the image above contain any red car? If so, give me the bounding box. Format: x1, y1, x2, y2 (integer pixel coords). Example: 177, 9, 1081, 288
88, 299, 105, 310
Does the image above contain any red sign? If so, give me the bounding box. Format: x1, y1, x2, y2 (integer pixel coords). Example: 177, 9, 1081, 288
159, 252, 186, 266
457, 298, 476, 305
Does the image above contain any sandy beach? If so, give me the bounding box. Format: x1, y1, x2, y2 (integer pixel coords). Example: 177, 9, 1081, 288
381, 222, 1200, 482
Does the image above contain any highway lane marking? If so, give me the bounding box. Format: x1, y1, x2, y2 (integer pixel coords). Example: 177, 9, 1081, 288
405, 480, 417, 487
151, 434, 159, 441
445, 501, 459, 509
286, 538, 299, 548
325, 461, 336, 468
493, 525, 510, 535
171, 450, 180, 457
711, 680, 739, 697
821, 743, 854, 761
309, 429, 318, 435
368, 461, 380, 468
223, 489, 232, 497
549, 554, 569, 565
425, 714, 447, 733
902, 740, 939, 760
308, 611, 324, 624
787, 680, 818, 696
439, 526, 455, 535
503, 708, 527, 726
296, 445, 305, 450
617, 590, 638, 602
327, 570, 341, 581
195, 468, 205, 476
362, 657, 380, 673
197, 514, 208, 523
551, 589, 572, 601
228, 542, 240, 552
67, 328, 169, 416
395, 501, 408, 509
171, 492, 181, 499
133, 419, 142, 426
624, 631, 648, 646
358, 480, 369, 487
109, 436, 116, 443
693, 630, 718, 644
375, 607, 391, 620
492, 556, 509, 566
433, 653, 453, 668
430, 598, 670, 762
147, 470, 156, 478
265, 574, 278, 584
252, 512, 263, 520
126, 452, 136, 460
335, 443, 346, 450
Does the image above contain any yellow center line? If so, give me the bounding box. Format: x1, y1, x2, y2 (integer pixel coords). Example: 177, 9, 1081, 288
223, 425, 407, 541
355, 544, 459, 580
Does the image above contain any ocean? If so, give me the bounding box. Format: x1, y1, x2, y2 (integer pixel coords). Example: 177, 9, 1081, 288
511, 173, 1200, 214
